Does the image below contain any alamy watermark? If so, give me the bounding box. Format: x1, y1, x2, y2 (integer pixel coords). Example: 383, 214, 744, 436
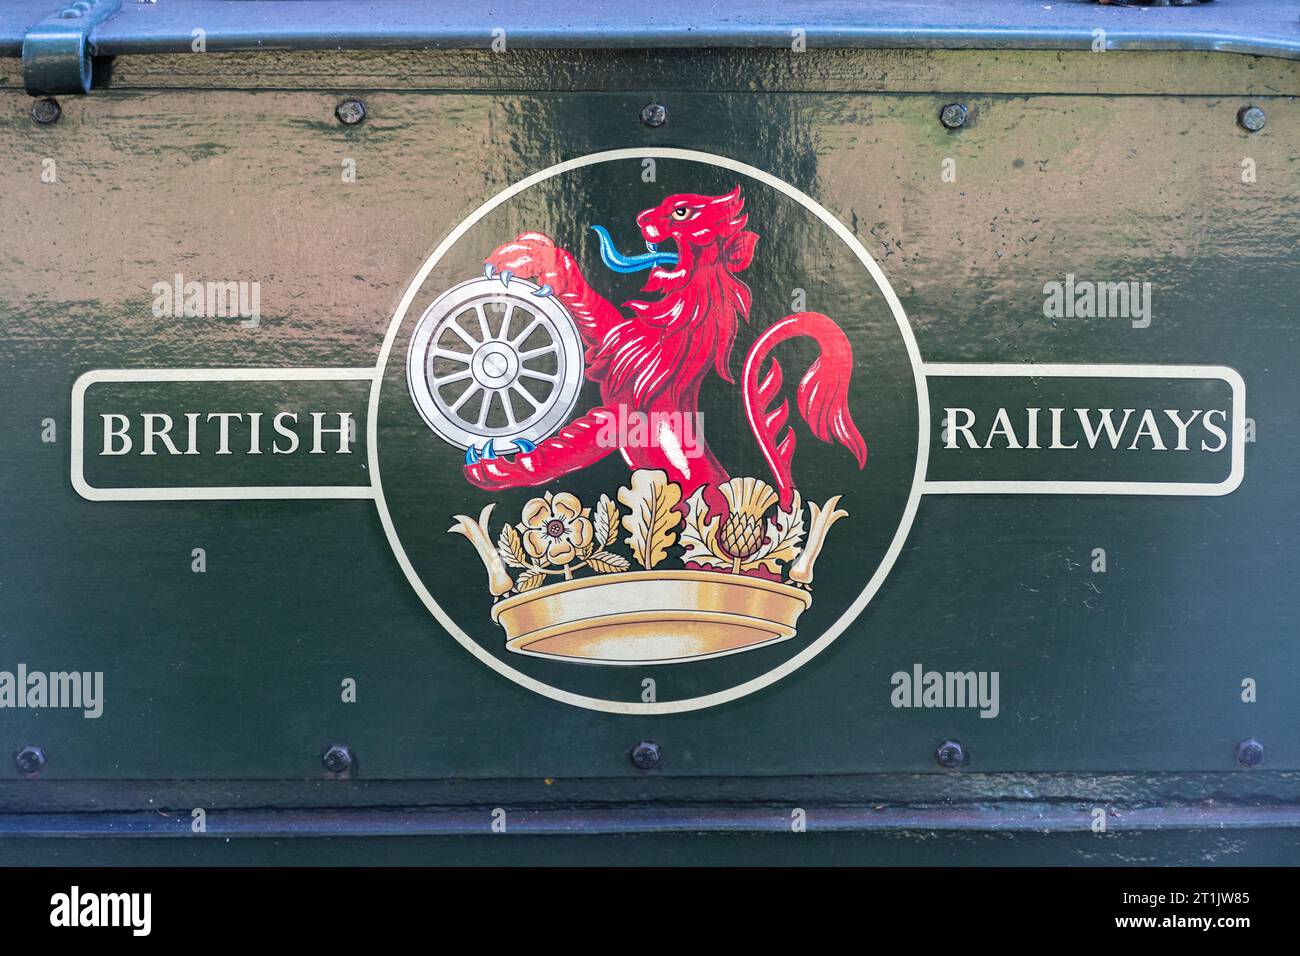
50, 886, 150, 936
891, 663, 999, 718
1043, 273, 1151, 329
0, 664, 103, 718
595, 404, 703, 460
152, 273, 261, 327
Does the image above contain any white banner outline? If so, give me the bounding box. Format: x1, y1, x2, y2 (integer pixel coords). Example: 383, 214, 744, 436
920, 362, 1246, 497
70, 367, 379, 502
70, 362, 1245, 501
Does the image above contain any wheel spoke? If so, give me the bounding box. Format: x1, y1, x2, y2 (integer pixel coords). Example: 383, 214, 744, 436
510, 317, 542, 345
476, 390, 493, 428
448, 383, 480, 414
496, 303, 515, 342
430, 348, 471, 364
431, 368, 472, 386
446, 320, 478, 349
498, 389, 518, 428
511, 384, 541, 409
519, 344, 558, 361
519, 368, 559, 384
473, 304, 490, 342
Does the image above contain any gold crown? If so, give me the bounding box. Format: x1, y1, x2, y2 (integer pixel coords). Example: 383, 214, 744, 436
450, 470, 846, 665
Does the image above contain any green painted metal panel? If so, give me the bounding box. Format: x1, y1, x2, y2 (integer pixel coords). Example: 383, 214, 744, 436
0, 42, 1296, 861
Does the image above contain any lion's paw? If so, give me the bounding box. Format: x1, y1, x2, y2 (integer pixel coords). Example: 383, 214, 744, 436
484, 233, 567, 296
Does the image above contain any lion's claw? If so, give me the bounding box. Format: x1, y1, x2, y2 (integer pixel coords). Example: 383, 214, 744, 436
465, 438, 535, 467
532, 284, 553, 297
498, 270, 512, 288
484, 263, 496, 280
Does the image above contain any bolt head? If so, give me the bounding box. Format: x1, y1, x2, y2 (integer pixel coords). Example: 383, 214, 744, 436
1235, 737, 1264, 768
936, 739, 966, 769
939, 103, 968, 130
630, 741, 661, 771
1238, 106, 1266, 133
323, 744, 353, 773
639, 103, 668, 128
15, 746, 46, 776
31, 98, 61, 125
335, 99, 367, 126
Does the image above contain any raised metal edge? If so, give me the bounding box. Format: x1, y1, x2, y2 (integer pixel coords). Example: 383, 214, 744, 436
3, 0, 1300, 63
20, 0, 121, 94
2, 803, 1299, 837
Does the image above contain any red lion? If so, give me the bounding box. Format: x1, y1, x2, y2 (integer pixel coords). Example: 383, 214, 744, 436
467, 186, 866, 512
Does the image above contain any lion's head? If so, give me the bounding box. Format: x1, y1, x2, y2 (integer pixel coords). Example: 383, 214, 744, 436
635, 186, 759, 295
588, 186, 762, 409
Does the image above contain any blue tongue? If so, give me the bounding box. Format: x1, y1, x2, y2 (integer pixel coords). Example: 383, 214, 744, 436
590, 225, 679, 273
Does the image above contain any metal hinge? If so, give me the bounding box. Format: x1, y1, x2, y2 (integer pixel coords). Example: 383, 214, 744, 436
22, 0, 122, 95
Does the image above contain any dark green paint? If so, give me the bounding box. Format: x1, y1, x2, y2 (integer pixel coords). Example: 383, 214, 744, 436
0, 46, 1296, 863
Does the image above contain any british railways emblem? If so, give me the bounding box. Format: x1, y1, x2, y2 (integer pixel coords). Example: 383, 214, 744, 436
71, 149, 1245, 714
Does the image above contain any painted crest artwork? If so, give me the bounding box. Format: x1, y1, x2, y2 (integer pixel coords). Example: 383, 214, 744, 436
420, 186, 866, 664
67, 149, 1245, 715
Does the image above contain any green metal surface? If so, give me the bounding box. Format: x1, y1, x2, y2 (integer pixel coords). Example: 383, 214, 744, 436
0, 46, 1297, 862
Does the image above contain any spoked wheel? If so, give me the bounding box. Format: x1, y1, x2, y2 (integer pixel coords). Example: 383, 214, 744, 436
406, 276, 585, 454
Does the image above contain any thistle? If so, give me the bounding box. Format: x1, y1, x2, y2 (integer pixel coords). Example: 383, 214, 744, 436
718, 477, 779, 573
718, 514, 761, 571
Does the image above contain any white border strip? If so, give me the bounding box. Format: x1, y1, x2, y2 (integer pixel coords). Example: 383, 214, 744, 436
920, 363, 1246, 497
70, 367, 379, 502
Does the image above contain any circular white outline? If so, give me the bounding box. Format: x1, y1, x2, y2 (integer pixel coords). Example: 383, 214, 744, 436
368, 148, 930, 715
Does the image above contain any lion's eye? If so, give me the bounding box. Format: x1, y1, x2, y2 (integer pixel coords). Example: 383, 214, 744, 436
671, 206, 691, 221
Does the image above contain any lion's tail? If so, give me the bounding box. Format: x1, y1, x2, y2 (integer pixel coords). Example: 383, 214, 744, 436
740, 312, 867, 508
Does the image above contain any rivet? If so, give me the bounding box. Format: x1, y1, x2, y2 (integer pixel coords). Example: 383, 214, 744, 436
15, 746, 46, 776
335, 99, 367, 126
31, 98, 62, 125
935, 739, 966, 769
630, 741, 661, 771
639, 103, 668, 129
322, 744, 354, 773
1235, 737, 1264, 768
939, 103, 969, 130
1237, 106, 1266, 133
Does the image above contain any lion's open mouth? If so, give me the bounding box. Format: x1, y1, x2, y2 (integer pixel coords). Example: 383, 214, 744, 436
590, 224, 679, 273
